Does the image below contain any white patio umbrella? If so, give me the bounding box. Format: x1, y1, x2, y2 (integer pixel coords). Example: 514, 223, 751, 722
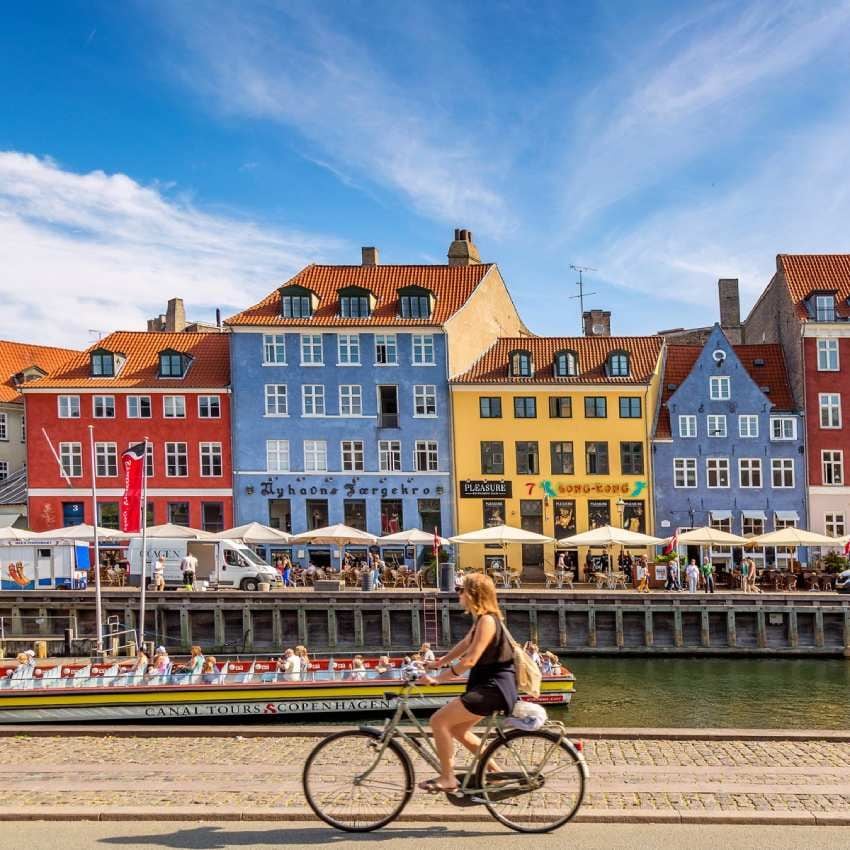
674, 526, 748, 546
379, 527, 450, 546
143, 523, 213, 539
449, 524, 555, 545
556, 525, 663, 548
291, 524, 377, 545
213, 522, 291, 544
0, 527, 38, 541
749, 528, 838, 547
33, 523, 133, 541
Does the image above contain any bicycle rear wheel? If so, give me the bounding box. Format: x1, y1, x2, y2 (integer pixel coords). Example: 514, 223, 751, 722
476, 728, 585, 833
302, 729, 413, 831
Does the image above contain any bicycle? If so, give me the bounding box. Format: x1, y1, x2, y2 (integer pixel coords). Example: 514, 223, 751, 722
302, 672, 588, 833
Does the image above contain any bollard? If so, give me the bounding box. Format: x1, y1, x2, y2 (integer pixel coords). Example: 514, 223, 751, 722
35, 640, 48, 659
126, 640, 137, 657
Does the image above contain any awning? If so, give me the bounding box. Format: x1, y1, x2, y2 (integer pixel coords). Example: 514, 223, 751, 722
774, 510, 800, 522
709, 510, 732, 521
0, 513, 21, 528
742, 510, 767, 521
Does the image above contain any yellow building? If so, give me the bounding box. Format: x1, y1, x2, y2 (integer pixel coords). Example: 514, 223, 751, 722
451, 336, 664, 581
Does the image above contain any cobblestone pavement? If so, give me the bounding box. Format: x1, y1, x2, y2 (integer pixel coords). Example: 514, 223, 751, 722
1, 734, 849, 817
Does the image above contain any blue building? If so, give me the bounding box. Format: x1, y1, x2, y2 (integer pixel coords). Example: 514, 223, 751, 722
652, 325, 807, 574
226, 231, 526, 567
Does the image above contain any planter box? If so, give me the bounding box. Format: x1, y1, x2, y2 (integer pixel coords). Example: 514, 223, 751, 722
314, 580, 346, 592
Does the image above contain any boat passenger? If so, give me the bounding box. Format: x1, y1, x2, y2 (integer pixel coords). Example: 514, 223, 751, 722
420, 643, 436, 663
201, 656, 219, 684
148, 646, 171, 683
8, 652, 33, 683
281, 648, 302, 681
523, 642, 543, 669
374, 655, 393, 678
541, 651, 560, 675
295, 645, 311, 680
126, 649, 148, 683
187, 645, 205, 681
349, 655, 367, 681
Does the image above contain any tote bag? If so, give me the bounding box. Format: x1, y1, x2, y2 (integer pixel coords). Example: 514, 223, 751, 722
501, 623, 542, 698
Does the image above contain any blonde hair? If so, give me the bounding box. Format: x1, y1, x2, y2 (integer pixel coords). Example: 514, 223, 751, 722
462, 573, 503, 619
191, 645, 203, 656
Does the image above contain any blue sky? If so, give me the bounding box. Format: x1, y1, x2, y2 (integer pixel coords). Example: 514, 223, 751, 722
2, 1, 850, 347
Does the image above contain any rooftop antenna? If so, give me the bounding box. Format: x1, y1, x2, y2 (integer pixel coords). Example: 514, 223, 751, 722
569, 264, 597, 330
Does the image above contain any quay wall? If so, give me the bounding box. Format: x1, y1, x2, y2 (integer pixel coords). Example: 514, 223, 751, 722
1, 591, 849, 658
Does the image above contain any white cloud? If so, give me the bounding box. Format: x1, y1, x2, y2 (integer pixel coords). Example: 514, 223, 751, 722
0, 152, 344, 347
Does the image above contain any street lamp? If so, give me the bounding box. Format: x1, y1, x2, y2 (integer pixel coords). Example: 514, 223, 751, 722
616, 498, 625, 528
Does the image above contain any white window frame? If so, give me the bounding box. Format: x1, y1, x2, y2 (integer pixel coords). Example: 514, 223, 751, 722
819, 393, 841, 428
263, 334, 287, 365
266, 439, 290, 473
337, 334, 361, 366
264, 384, 288, 416
412, 334, 435, 365
822, 450, 844, 486
300, 334, 324, 366
339, 384, 363, 416
706, 457, 730, 488
94, 442, 118, 477
0, 461, 7, 481
738, 415, 759, 438
341, 440, 365, 472
678, 415, 697, 438
738, 457, 762, 488
375, 334, 398, 365
709, 376, 730, 400
92, 395, 115, 419
817, 338, 839, 371
673, 457, 697, 488
302, 384, 325, 416
199, 442, 223, 477
58, 395, 80, 419
304, 440, 328, 472
379, 439, 402, 472
413, 384, 437, 417
815, 295, 836, 322
126, 395, 151, 419
707, 414, 727, 437
0, 413, 6, 441
165, 442, 189, 477
198, 395, 221, 418
414, 440, 439, 472
163, 395, 186, 419
59, 442, 83, 478
825, 512, 846, 537
771, 457, 795, 488
770, 416, 797, 440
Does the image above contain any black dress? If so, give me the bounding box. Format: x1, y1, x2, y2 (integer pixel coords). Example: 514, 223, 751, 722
460, 614, 517, 717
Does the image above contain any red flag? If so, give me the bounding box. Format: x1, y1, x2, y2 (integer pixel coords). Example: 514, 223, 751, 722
119, 442, 146, 533
663, 531, 678, 555
844, 539, 850, 557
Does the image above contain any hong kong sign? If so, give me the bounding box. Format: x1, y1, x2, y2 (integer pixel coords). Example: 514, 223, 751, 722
460, 480, 513, 498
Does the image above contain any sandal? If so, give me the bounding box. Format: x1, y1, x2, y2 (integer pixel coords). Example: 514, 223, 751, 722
418, 777, 459, 794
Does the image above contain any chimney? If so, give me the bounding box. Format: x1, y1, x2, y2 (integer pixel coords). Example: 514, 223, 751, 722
718, 278, 741, 344
165, 298, 186, 333
583, 309, 611, 337
447, 228, 481, 266
361, 246, 379, 266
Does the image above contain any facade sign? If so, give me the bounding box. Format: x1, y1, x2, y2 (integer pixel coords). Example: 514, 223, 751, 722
483, 499, 506, 527
622, 500, 646, 534
461, 480, 512, 498
552, 499, 577, 541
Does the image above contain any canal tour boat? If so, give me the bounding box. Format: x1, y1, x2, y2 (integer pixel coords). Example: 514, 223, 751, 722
0, 656, 575, 723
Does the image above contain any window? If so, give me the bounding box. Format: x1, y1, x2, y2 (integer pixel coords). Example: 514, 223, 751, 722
481, 441, 504, 475
620, 442, 644, 475
168, 502, 190, 527
825, 512, 846, 537
707, 415, 727, 437
608, 352, 629, 377
163, 396, 186, 418
513, 397, 537, 418
59, 443, 82, 478
341, 440, 364, 472
679, 415, 697, 438
281, 294, 311, 318
554, 350, 577, 377
337, 334, 361, 365
198, 395, 221, 418
202, 502, 225, 533
510, 350, 533, 377
263, 334, 287, 364
302, 384, 325, 416
0, 461, 6, 481
738, 415, 759, 438
91, 396, 115, 418
91, 351, 114, 376
584, 397, 607, 418
340, 293, 370, 317
200, 443, 222, 477
307, 498, 329, 529
400, 293, 431, 319
344, 499, 367, 531
771, 458, 794, 488
0, 413, 6, 440
97, 502, 119, 529
709, 376, 730, 400
95, 442, 118, 477
58, 395, 80, 418
479, 397, 502, 418
266, 440, 290, 472
375, 334, 397, 365
771, 416, 797, 440
126, 396, 151, 418
304, 440, 328, 472
419, 498, 441, 536
817, 339, 839, 371
739, 458, 762, 488
515, 441, 540, 475
165, 442, 188, 477
550, 441, 574, 474
412, 335, 435, 365
338, 384, 362, 416
413, 384, 437, 416
706, 457, 730, 488
742, 515, 765, 538
381, 499, 403, 534
264, 384, 288, 416
673, 458, 697, 488
414, 440, 438, 472
379, 440, 402, 472
549, 397, 572, 418
585, 442, 609, 475
300, 334, 324, 365
159, 351, 185, 378
815, 294, 836, 322
619, 397, 641, 418
822, 450, 844, 485
819, 393, 841, 428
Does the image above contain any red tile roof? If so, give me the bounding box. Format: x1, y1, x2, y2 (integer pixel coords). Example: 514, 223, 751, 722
779, 254, 850, 319
655, 343, 796, 438
22, 332, 230, 390
0, 341, 81, 403
226, 263, 495, 327
452, 336, 664, 384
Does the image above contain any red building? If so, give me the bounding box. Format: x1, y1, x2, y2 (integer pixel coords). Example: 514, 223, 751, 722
22, 332, 232, 532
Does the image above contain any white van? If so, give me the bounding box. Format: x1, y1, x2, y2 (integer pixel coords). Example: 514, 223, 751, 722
128, 538, 281, 591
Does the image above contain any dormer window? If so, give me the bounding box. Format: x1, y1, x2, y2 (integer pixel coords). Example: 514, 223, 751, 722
608, 352, 629, 377
814, 294, 836, 322
339, 287, 373, 318
509, 350, 533, 378
398, 286, 433, 319
159, 350, 189, 378
279, 284, 315, 319
90, 349, 117, 377
554, 350, 578, 377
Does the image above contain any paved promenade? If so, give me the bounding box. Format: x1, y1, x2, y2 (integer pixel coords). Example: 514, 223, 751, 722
1, 728, 849, 825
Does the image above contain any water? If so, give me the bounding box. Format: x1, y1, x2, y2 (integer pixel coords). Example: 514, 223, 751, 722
548, 657, 850, 729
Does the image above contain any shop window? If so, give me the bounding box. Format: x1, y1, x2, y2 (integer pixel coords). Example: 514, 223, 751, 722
418, 498, 441, 536
202, 502, 224, 533
344, 499, 367, 531
269, 499, 292, 534
381, 500, 403, 535
306, 499, 329, 530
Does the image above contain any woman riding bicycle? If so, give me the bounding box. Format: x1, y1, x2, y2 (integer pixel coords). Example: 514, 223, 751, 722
419, 572, 516, 793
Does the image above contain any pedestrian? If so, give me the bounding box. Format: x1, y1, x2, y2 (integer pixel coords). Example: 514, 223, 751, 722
748, 557, 760, 593
282, 560, 293, 587
739, 558, 749, 593
701, 557, 715, 594
685, 559, 700, 593
180, 551, 198, 590
153, 555, 166, 591
636, 559, 650, 593
665, 559, 677, 591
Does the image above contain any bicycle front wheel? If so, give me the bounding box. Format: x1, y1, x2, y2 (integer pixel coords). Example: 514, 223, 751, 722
476, 728, 586, 833
302, 729, 413, 831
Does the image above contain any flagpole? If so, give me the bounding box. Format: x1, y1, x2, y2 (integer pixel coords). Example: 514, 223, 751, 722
88, 425, 103, 655
138, 437, 149, 648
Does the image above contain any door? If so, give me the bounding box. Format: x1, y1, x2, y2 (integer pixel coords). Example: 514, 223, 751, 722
378, 385, 399, 428
520, 499, 544, 582
62, 502, 84, 526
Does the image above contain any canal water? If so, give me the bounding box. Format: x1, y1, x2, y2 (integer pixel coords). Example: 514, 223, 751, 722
551, 657, 850, 729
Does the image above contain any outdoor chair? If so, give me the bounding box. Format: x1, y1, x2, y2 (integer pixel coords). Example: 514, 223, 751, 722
544, 569, 559, 589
